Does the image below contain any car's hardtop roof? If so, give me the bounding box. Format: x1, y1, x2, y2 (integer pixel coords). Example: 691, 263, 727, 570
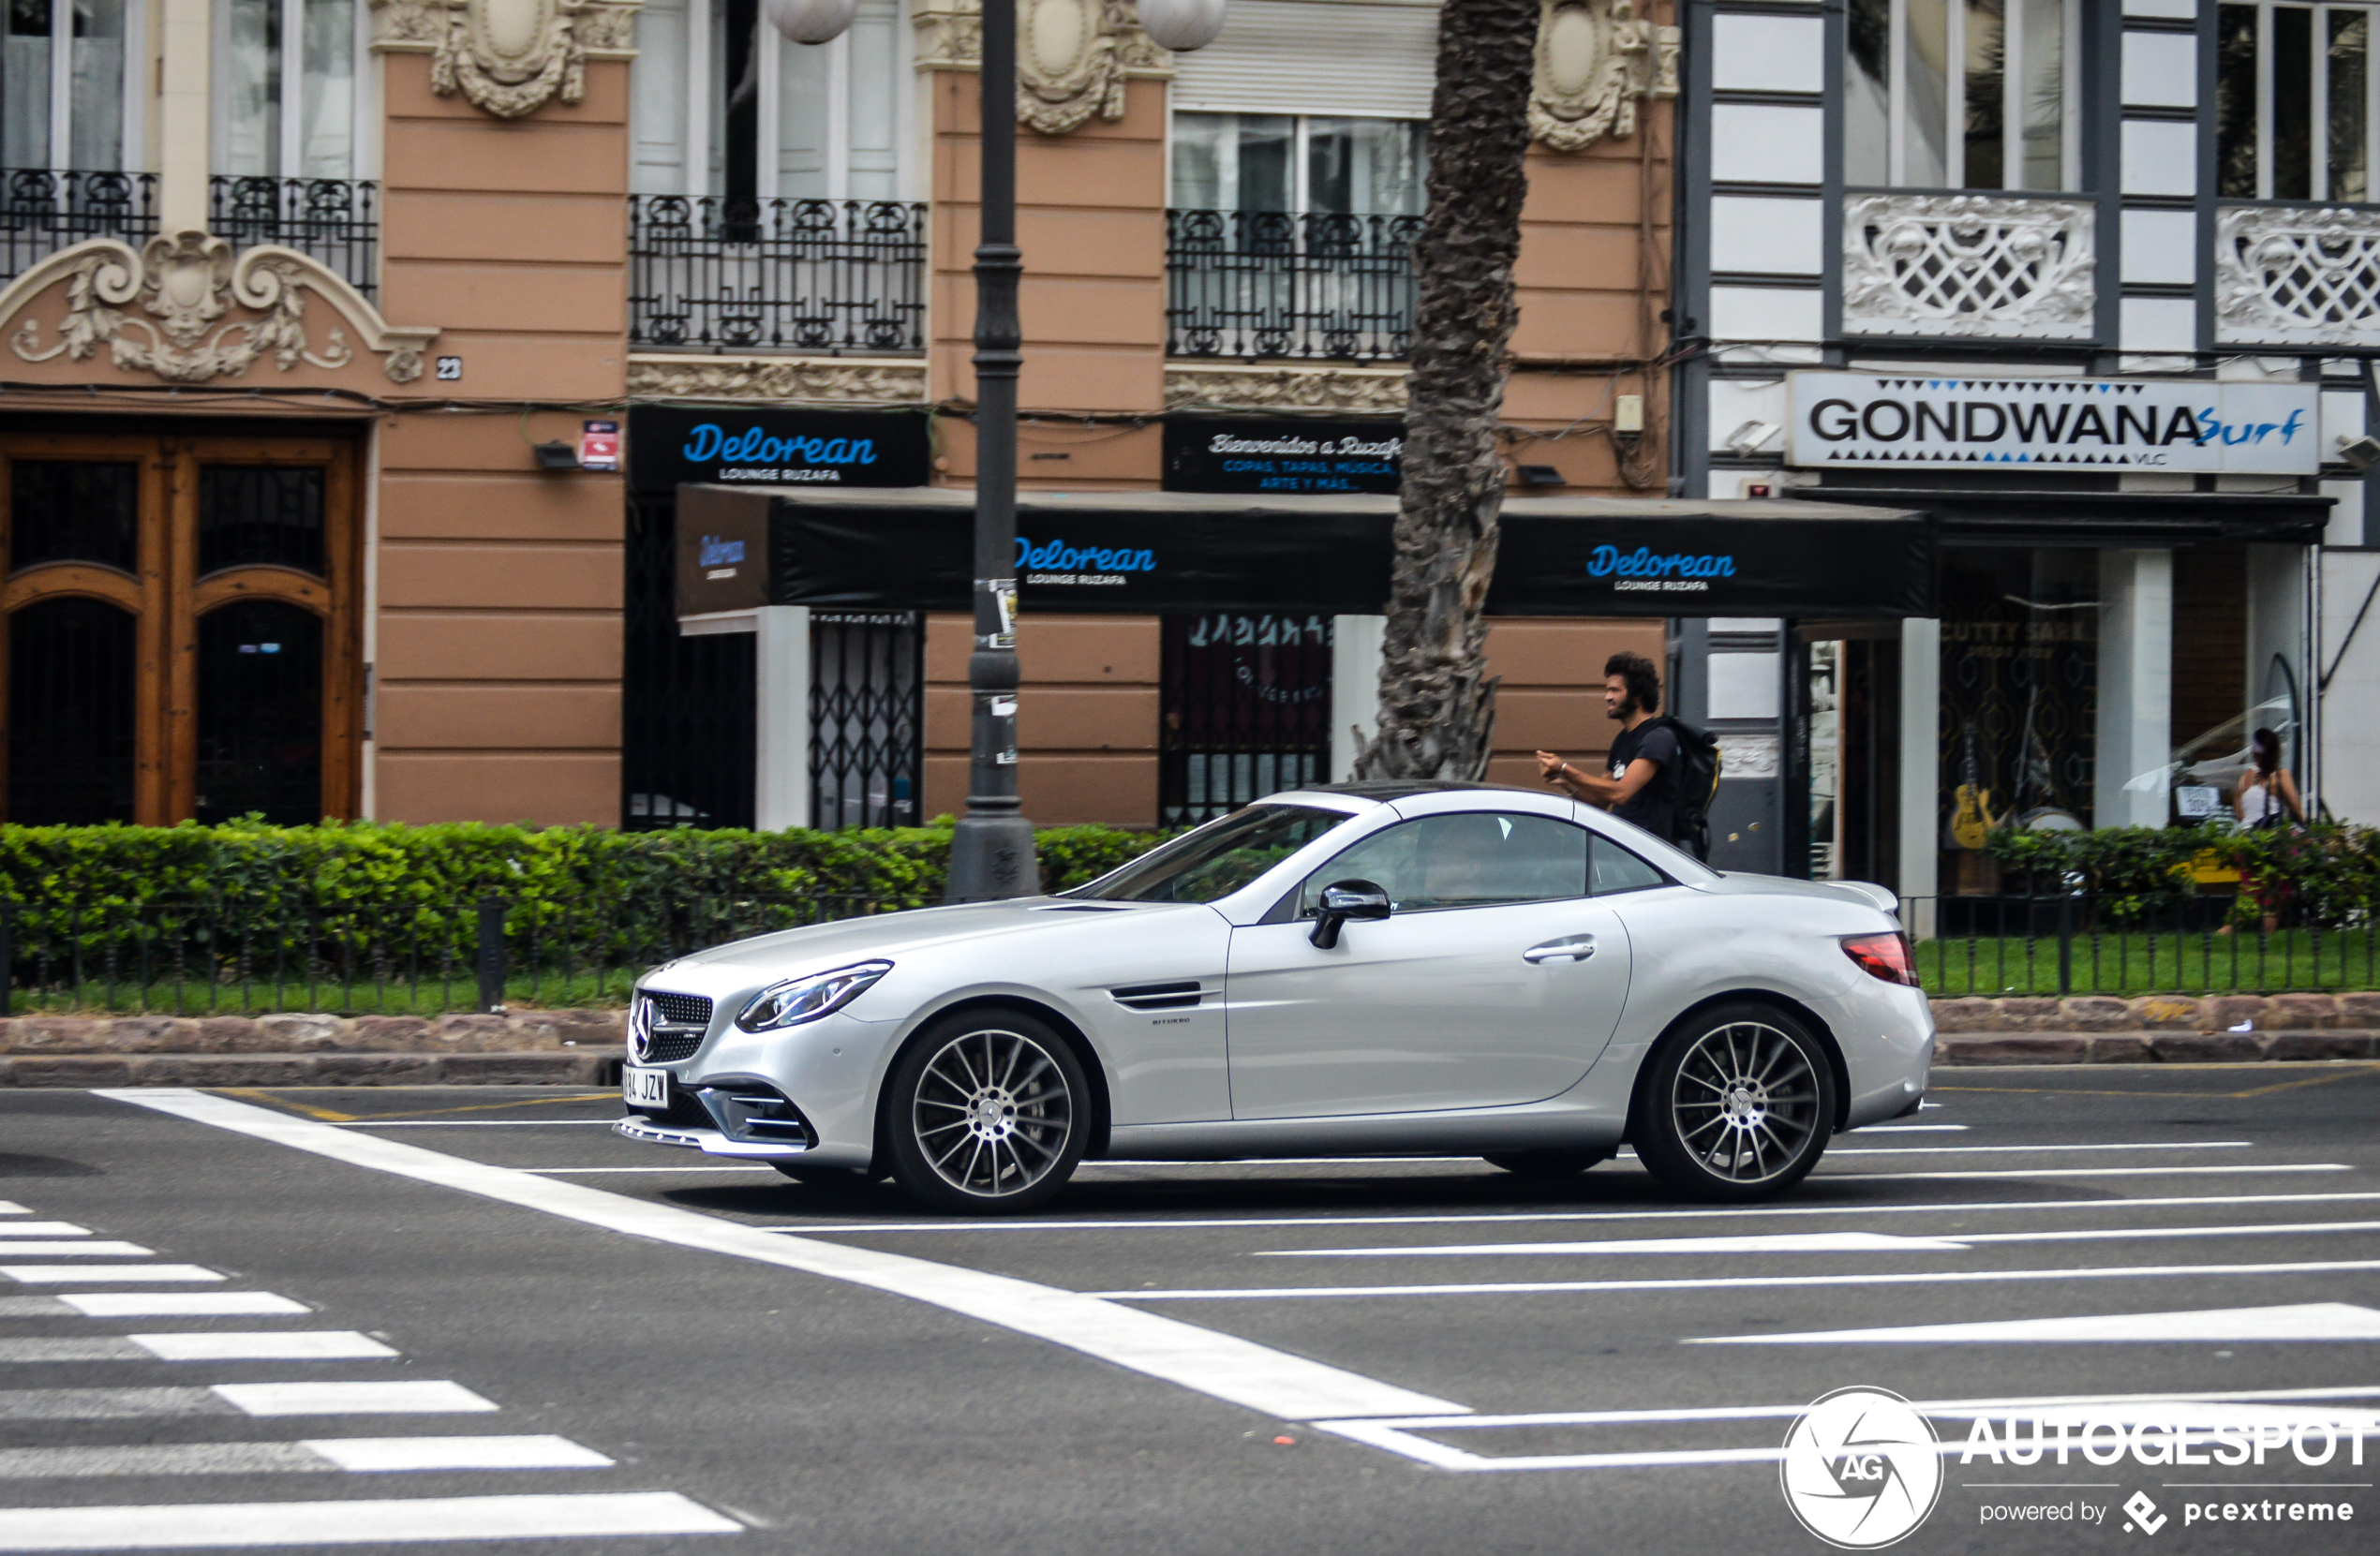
1294, 780, 1523, 800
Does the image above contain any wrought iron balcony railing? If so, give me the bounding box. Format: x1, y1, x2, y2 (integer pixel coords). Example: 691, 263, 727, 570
0, 170, 158, 285
208, 176, 379, 301
2214, 201, 2380, 348
0, 171, 379, 300
1167, 208, 1422, 363
1840, 190, 2096, 342
629, 196, 929, 354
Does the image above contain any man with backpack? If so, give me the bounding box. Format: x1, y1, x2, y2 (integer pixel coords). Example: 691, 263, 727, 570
1535, 651, 1718, 860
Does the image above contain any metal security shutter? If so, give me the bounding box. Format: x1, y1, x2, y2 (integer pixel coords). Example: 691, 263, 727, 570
1168, 1, 1442, 119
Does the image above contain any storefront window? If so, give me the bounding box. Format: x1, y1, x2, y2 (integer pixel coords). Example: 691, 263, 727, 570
1160, 613, 1333, 827
2217, 2, 2375, 201
1845, 0, 2074, 190
7, 597, 134, 823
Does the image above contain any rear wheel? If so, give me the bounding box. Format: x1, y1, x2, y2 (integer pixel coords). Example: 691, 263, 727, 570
1483, 1149, 1612, 1177
882, 1011, 1089, 1214
1633, 1002, 1835, 1201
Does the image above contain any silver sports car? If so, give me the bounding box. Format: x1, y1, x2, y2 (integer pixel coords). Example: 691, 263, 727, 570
616, 781, 1934, 1211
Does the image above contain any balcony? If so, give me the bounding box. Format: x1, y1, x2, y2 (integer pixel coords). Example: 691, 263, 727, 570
628, 197, 929, 354
1167, 209, 1422, 364
2214, 203, 2380, 348
1840, 192, 2096, 342
0, 171, 378, 299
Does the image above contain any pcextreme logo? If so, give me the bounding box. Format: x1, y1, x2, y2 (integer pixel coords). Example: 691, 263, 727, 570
1780, 1387, 1945, 1549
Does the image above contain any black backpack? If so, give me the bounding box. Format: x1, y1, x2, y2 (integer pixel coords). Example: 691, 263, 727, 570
1644, 716, 1721, 860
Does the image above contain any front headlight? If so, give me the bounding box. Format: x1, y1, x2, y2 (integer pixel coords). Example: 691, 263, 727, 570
735, 961, 894, 1032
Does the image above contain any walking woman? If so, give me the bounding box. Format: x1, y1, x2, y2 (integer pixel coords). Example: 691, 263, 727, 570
2228, 727, 2307, 934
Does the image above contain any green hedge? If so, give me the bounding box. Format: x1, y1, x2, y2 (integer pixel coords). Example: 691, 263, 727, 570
1984, 822, 2380, 926
0, 817, 1163, 916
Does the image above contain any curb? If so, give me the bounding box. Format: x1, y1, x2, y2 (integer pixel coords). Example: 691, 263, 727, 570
1934, 1030, 2379, 1066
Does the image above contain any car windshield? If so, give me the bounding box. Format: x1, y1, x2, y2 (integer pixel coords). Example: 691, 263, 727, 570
1066, 804, 1351, 903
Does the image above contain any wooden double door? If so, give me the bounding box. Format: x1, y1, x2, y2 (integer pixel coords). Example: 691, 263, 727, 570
0, 432, 362, 825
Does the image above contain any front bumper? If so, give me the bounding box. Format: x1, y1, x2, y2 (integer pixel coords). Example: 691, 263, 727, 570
614, 1115, 811, 1161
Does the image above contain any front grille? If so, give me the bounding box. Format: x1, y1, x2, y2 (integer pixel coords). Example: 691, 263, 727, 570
629, 1084, 714, 1129
643, 1030, 704, 1063
647, 991, 713, 1026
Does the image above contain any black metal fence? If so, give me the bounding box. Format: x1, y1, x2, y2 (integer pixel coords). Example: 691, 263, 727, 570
628, 196, 929, 353
209, 176, 379, 300
0, 895, 896, 1017
1908, 893, 2380, 997
811, 612, 925, 829
0, 170, 157, 284
1166, 208, 1422, 363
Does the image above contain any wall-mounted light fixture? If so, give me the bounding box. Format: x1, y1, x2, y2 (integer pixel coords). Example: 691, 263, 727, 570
533, 441, 581, 470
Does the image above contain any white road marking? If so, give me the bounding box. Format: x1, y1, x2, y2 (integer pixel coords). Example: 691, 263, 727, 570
0, 1491, 739, 1549
301, 1436, 614, 1472
526, 1166, 776, 1175
1263, 1219, 2380, 1260
0, 1437, 611, 1480
1, 1267, 220, 1284
1262, 1231, 1971, 1258
778, 1191, 2380, 1237
1316, 1386, 2380, 1474
1820, 1141, 2250, 1155
0, 1225, 91, 1238
1094, 1257, 2380, 1300
1819, 1164, 2348, 1181
1689, 1300, 2380, 1345
109, 1089, 1463, 1422
0, 1244, 150, 1258
0, 1205, 25, 1215
212, 1382, 498, 1416
1850, 1124, 1969, 1133
56, 1293, 307, 1318
130, 1332, 396, 1362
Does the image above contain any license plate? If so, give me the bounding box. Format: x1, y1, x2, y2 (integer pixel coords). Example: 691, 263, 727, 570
622, 1064, 669, 1108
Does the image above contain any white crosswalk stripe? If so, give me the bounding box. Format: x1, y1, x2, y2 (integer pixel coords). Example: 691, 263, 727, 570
0, 1197, 731, 1549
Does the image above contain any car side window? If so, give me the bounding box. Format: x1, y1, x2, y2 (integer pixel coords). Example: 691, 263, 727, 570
1589, 834, 1671, 896
1297, 812, 1590, 915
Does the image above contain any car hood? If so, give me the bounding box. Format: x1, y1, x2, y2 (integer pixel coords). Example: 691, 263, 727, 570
649, 897, 1201, 984
1694, 873, 1899, 914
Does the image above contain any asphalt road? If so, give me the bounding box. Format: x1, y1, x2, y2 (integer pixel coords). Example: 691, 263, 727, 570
2, 1063, 2377, 1554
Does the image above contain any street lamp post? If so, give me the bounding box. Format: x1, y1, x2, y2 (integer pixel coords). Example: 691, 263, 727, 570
769, 0, 1227, 899
944, 0, 1036, 903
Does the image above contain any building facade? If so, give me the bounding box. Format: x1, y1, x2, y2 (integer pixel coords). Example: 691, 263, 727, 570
0, 0, 1685, 834
1673, 0, 2377, 905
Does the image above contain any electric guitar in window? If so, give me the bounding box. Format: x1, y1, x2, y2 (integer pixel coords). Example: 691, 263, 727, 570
1947, 717, 2003, 851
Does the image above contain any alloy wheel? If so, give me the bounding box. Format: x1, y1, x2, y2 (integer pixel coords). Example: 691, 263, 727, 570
911, 1027, 1076, 1199
1667, 1019, 1822, 1186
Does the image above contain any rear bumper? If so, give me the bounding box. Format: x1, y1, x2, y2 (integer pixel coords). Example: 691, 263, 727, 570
613, 1116, 810, 1161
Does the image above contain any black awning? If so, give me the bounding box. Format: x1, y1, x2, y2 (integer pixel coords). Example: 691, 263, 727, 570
674, 486, 1939, 620
1786, 484, 2333, 546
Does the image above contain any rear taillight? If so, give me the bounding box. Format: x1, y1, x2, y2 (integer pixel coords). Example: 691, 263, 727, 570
1843, 931, 1918, 986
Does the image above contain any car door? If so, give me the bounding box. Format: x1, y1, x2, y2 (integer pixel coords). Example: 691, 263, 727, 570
1223, 809, 1634, 1119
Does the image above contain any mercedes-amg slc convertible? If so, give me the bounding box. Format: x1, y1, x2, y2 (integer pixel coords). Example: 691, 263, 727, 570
616, 781, 1935, 1211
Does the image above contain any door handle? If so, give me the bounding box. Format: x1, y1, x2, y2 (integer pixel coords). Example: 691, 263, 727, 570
1523, 935, 1596, 964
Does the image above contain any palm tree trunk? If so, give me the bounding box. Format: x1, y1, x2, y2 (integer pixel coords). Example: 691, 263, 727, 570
1354, 0, 1539, 780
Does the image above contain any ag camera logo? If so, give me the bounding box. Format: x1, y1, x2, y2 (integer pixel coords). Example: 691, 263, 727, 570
1780, 1386, 1943, 1549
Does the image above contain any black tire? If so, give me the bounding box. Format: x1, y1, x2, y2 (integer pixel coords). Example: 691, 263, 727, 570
882, 1010, 1090, 1214
1483, 1149, 1612, 1177
1633, 1001, 1836, 1202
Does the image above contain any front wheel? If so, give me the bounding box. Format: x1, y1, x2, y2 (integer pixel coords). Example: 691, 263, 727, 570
882, 1012, 1089, 1214
1633, 1002, 1836, 1201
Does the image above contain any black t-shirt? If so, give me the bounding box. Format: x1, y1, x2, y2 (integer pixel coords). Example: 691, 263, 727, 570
1607, 720, 1681, 841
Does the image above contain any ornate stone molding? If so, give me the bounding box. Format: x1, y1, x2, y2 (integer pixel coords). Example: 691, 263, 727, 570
1165, 362, 1410, 415
371, 0, 642, 120
2215, 203, 2380, 348
628, 353, 930, 405
2, 231, 437, 385
1842, 192, 2096, 340
1529, 0, 1678, 152
915, 0, 1172, 134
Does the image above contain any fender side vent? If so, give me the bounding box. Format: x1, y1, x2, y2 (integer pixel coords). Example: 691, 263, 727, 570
1111, 980, 1204, 1012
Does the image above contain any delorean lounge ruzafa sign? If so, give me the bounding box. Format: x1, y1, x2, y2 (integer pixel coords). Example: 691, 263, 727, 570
1785, 373, 2322, 475
630, 407, 931, 494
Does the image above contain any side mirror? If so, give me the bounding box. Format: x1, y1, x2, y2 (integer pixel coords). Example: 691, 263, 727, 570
1309, 879, 1391, 948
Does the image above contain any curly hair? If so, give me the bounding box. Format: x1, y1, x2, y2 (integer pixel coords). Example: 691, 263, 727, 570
1605, 651, 1661, 716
